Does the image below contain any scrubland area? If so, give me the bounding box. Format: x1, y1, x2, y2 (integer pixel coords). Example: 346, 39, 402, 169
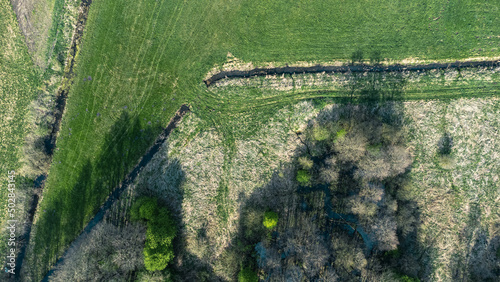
399, 98, 499, 281
48, 97, 499, 281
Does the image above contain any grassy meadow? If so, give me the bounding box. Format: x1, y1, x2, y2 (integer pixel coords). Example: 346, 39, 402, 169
23, 0, 500, 280
0, 0, 39, 245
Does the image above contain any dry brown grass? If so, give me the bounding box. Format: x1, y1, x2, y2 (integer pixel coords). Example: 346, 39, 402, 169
134, 97, 498, 280
402, 97, 500, 281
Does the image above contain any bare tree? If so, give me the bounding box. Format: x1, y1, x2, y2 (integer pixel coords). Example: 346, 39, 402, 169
370, 217, 399, 252
50, 222, 146, 281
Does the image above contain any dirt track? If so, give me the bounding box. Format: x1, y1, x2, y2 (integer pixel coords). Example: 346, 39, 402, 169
10, 0, 47, 68
204, 60, 500, 87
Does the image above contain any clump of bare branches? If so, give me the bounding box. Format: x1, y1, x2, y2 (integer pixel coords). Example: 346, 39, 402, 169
256, 211, 333, 281
21, 93, 56, 178
249, 103, 413, 280
49, 222, 146, 281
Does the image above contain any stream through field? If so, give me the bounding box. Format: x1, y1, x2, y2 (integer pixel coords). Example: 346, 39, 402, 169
14, 1, 93, 280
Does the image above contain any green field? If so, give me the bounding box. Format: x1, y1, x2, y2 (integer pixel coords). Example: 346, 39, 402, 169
0, 0, 39, 227
0, 0, 42, 266
24, 0, 500, 280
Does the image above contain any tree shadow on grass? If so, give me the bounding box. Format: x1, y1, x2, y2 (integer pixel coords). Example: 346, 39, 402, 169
213, 71, 465, 280
449, 202, 500, 281
30, 105, 224, 281
90, 116, 224, 281
133, 152, 224, 281
388, 189, 436, 280
348, 72, 406, 103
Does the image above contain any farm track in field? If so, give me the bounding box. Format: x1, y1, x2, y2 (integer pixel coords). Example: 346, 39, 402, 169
42, 105, 190, 282
204, 60, 500, 87
15, 0, 93, 279
206, 85, 500, 117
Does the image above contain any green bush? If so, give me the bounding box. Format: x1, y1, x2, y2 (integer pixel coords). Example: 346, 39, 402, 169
398, 274, 420, 282
367, 143, 382, 154
130, 197, 151, 221
335, 129, 347, 140
351, 50, 364, 64
437, 155, 455, 170
131, 197, 177, 271
296, 169, 311, 184
312, 125, 329, 141
140, 198, 159, 220
384, 248, 401, 259
263, 211, 278, 229
298, 156, 313, 170
238, 266, 258, 282
144, 245, 174, 272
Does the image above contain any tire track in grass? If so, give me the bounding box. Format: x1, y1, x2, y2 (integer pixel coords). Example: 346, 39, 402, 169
41, 105, 190, 282
126, 0, 185, 128
74, 0, 182, 188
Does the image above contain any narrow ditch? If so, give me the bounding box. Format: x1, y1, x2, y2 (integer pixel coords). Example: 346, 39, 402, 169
14, 0, 93, 279
41, 104, 190, 281
203, 60, 500, 87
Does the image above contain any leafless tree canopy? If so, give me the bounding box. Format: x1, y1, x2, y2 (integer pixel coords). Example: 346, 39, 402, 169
49, 222, 146, 281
